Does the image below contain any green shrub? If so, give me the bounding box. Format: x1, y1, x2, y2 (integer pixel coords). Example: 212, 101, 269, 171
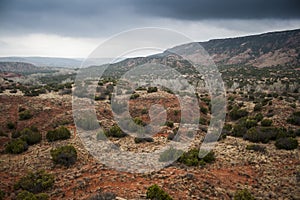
133, 117, 146, 126
20, 128, 42, 145
231, 124, 248, 137
5, 138, 28, 154
7, 121, 15, 129
12, 131, 22, 138
246, 144, 266, 153
147, 87, 158, 93
254, 113, 263, 122
16, 191, 37, 200
242, 118, 258, 129
200, 106, 208, 114
16, 191, 49, 200
19, 110, 33, 120
165, 121, 174, 128
141, 108, 148, 114
199, 117, 208, 125
50, 145, 77, 167
130, 93, 140, 99
253, 103, 262, 112
0, 190, 5, 200
146, 184, 173, 200
296, 129, 300, 137
243, 127, 278, 143
261, 119, 272, 126
104, 125, 127, 138
275, 137, 298, 150
159, 147, 183, 162
287, 111, 300, 125
229, 108, 248, 120
15, 170, 54, 194
46, 126, 71, 142
234, 189, 255, 200
134, 137, 154, 143
35, 193, 49, 200
177, 148, 215, 166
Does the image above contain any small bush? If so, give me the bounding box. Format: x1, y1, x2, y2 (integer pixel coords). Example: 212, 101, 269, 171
35, 193, 49, 200
165, 121, 174, 128
295, 129, 300, 137
229, 108, 248, 120
133, 117, 146, 126
146, 184, 173, 200
20, 128, 42, 145
231, 124, 248, 137
261, 119, 272, 126
7, 121, 15, 129
287, 111, 300, 125
50, 145, 77, 167
14, 170, 54, 194
16, 191, 49, 200
12, 131, 22, 138
46, 126, 71, 142
16, 191, 37, 200
199, 117, 207, 125
275, 137, 298, 150
0, 190, 5, 200
159, 147, 183, 162
246, 144, 266, 153
253, 103, 262, 112
234, 189, 255, 200
177, 148, 215, 166
5, 138, 28, 154
19, 110, 33, 120
130, 93, 140, 99
243, 118, 258, 129
254, 113, 263, 122
147, 87, 158, 93
243, 127, 278, 143
134, 137, 154, 143
200, 106, 208, 114
104, 125, 127, 138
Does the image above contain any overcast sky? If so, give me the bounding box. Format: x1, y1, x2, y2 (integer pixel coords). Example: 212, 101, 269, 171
0, 0, 299, 58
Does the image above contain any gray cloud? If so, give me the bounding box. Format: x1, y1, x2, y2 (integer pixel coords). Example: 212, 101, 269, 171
132, 0, 300, 20
0, 0, 299, 38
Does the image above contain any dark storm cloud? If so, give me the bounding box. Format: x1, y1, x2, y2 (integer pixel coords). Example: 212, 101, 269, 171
132, 0, 300, 20
0, 0, 299, 37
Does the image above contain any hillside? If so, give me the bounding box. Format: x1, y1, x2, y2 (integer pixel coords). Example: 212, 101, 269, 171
0, 62, 55, 75
196, 29, 300, 67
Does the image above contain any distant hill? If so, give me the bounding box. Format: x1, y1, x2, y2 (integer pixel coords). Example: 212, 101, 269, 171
0, 57, 116, 68
171, 29, 300, 67
0, 57, 82, 68
0, 62, 55, 74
